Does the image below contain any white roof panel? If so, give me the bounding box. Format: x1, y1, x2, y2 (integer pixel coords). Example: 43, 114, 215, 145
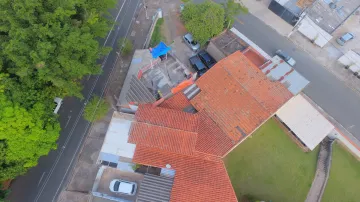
276, 94, 334, 150
100, 112, 136, 159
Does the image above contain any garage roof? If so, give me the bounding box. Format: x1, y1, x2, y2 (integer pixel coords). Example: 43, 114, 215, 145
276, 94, 334, 150
99, 112, 136, 160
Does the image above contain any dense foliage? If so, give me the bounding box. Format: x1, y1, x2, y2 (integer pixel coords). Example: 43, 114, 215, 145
83, 95, 109, 122
181, 0, 247, 45
118, 37, 133, 56
0, 0, 115, 181
181, 0, 224, 46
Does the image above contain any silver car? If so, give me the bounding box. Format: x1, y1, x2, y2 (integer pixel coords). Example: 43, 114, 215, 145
275, 50, 296, 67
183, 33, 200, 52
336, 32, 354, 46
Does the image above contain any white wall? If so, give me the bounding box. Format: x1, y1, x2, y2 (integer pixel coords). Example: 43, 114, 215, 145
297, 16, 333, 47
276, 0, 290, 6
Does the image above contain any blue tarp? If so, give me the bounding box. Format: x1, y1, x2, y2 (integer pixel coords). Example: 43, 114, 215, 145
151, 41, 171, 58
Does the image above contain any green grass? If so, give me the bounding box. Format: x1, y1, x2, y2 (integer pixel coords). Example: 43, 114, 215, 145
149, 18, 165, 47
224, 118, 318, 202
322, 143, 360, 202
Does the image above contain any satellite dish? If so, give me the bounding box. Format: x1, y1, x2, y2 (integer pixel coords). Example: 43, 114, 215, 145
166, 164, 171, 168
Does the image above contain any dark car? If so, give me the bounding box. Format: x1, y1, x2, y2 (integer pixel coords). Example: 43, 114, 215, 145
189, 55, 207, 76
198, 50, 216, 69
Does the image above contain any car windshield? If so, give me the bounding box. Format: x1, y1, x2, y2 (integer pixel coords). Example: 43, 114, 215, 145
131, 185, 135, 194
113, 181, 120, 192
191, 41, 197, 46
342, 33, 353, 41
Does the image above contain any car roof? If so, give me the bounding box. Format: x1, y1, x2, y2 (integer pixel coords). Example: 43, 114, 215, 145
118, 181, 133, 193
189, 56, 206, 70
184, 33, 193, 41
198, 51, 214, 61
342, 33, 354, 40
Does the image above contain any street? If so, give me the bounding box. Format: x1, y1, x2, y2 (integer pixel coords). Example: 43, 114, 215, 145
233, 14, 360, 140
8, 0, 141, 201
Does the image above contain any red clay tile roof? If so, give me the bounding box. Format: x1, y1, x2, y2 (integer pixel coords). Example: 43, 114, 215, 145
129, 122, 197, 156
133, 146, 237, 202
135, 104, 198, 132
195, 111, 236, 156
191, 51, 292, 141
159, 92, 191, 111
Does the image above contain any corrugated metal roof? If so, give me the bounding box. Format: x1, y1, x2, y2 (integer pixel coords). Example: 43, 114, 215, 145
262, 55, 309, 95
276, 94, 334, 150
137, 174, 174, 202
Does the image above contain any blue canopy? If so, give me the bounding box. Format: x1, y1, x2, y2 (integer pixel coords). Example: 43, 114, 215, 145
151, 41, 171, 58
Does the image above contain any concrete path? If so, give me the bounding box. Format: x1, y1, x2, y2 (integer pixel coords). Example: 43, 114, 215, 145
305, 138, 334, 202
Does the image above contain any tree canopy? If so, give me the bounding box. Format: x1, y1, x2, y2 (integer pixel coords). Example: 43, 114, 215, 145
0, 0, 116, 180
181, 0, 248, 45
0, 93, 60, 181
181, 0, 225, 45
83, 95, 109, 122
0, 0, 115, 99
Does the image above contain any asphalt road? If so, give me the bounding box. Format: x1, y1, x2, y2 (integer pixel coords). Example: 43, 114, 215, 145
8, 0, 141, 201
233, 14, 360, 139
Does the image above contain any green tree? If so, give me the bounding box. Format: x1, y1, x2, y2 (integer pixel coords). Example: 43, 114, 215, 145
118, 38, 133, 56
223, 0, 248, 28
0, 94, 60, 181
83, 95, 109, 122
0, 0, 117, 182
181, 0, 225, 45
0, 0, 116, 99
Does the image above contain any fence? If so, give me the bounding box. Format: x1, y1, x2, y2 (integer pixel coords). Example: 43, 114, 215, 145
268, 0, 299, 26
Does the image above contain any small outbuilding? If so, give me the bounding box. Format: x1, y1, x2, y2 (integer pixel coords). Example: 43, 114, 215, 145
276, 94, 334, 150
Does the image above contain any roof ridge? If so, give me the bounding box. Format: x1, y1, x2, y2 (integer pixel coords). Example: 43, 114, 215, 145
135, 121, 198, 135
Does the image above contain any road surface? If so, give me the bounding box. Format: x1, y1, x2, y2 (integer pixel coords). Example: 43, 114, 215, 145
233, 14, 360, 140
8, 0, 141, 201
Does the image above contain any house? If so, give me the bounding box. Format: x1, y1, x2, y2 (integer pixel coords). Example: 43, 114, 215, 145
206, 28, 309, 95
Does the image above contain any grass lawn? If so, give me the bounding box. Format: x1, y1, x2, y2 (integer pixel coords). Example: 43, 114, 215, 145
322, 143, 360, 202
149, 18, 165, 47
224, 118, 318, 202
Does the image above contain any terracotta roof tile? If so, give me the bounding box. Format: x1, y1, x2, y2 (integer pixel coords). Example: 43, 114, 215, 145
195, 111, 236, 156
159, 92, 191, 111
129, 122, 197, 155
135, 104, 198, 132
191, 51, 292, 141
218, 52, 293, 113
133, 146, 238, 202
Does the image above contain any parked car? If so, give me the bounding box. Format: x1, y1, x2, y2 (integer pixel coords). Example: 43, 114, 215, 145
109, 179, 137, 195
189, 55, 207, 76
275, 50, 296, 66
53, 97, 63, 114
183, 33, 200, 52
336, 32, 354, 46
198, 50, 216, 69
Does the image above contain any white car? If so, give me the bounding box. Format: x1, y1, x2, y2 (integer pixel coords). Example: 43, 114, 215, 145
53, 97, 63, 114
109, 179, 137, 195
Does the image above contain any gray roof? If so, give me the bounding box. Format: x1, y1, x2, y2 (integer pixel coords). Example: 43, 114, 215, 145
307, 0, 360, 33
262, 56, 309, 95
125, 75, 156, 105
137, 174, 174, 202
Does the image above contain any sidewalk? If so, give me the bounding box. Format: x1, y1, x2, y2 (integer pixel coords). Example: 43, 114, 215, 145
241, 0, 360, 95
